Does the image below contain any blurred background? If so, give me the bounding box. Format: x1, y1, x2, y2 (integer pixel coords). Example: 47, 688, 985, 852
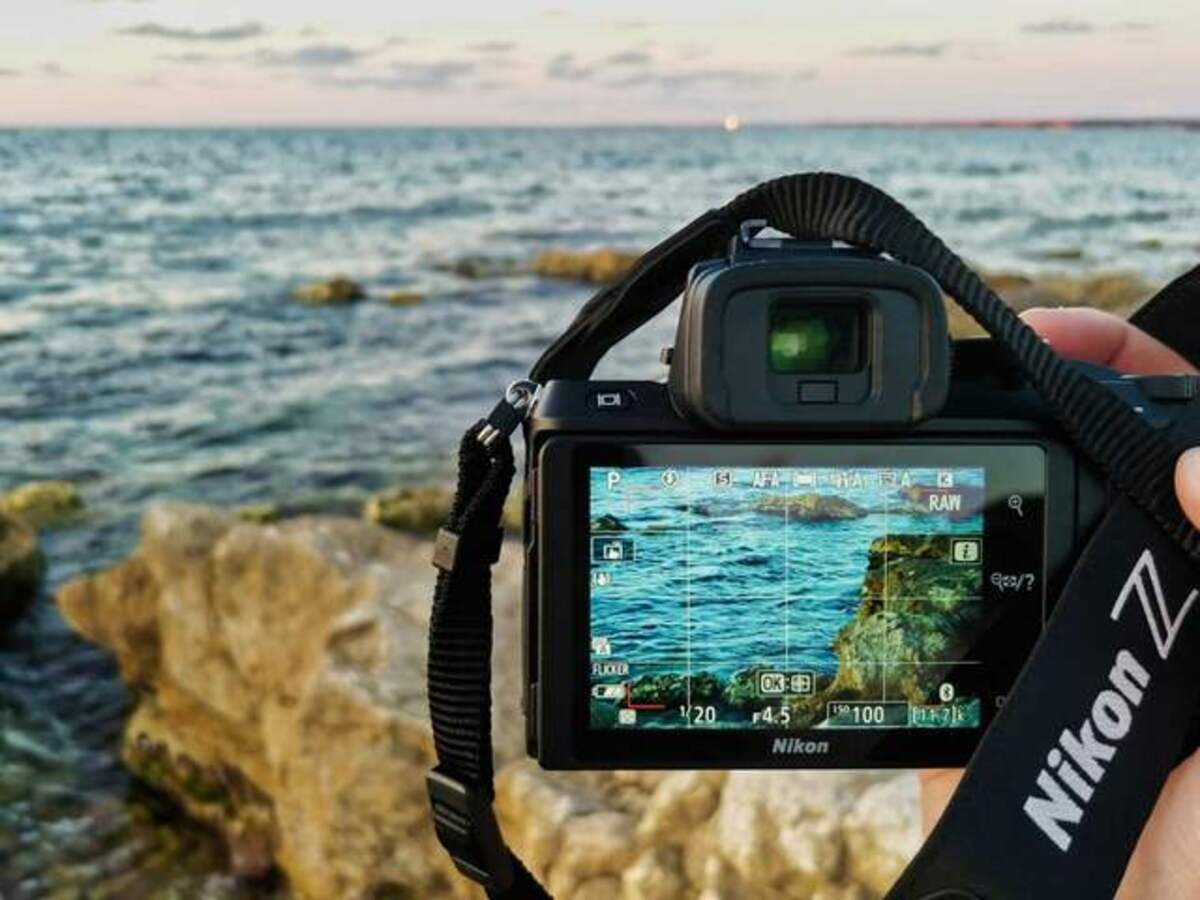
2, 2, 1199, 898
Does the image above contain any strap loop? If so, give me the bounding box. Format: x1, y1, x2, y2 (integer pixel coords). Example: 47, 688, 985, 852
427, 768, 514, 892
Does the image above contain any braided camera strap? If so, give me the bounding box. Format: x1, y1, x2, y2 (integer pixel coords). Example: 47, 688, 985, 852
430, 173, 1200, 899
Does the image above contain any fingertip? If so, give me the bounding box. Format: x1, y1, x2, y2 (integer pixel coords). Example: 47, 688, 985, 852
1176, 448, 1200, 530
1019, 306, 1197, 375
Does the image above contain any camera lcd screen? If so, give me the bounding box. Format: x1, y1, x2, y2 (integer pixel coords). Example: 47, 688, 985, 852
584, 447, 1045, 740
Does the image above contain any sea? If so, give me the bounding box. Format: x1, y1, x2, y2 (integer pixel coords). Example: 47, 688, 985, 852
2, 126, 1200, 894
589, 466, 984, 683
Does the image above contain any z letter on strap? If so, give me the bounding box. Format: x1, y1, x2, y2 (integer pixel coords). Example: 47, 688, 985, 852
426, 172, 1200, 900
889, 494, 1200, 899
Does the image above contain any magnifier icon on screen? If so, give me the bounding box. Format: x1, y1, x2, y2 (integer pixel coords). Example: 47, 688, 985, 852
1008, 494, 1024, 517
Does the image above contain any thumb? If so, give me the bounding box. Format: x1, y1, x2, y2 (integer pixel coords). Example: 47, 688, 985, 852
1175, 448, 1200, 530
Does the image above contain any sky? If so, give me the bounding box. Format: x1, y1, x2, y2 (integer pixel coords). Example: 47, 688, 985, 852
0, 1, 1196, 126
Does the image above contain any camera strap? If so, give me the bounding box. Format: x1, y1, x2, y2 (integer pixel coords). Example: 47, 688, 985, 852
427, 172, 1200, 899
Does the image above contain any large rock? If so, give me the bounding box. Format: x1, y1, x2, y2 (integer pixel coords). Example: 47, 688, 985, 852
0, 511, 44, 621
364, 484, 522, 535
58, 503, 921, 899
825, 534, 982, 708
56, 505, 494, 898
530, 249, 639, 284
756, 493, 867, 521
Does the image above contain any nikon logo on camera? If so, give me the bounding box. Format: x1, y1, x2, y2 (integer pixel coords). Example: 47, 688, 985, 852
770, 738, 830, 755
1023, 550, 1199, 852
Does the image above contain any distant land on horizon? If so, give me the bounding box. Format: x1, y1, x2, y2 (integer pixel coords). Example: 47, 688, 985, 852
3, 117, 1200, 131
814, 117, 1200, 129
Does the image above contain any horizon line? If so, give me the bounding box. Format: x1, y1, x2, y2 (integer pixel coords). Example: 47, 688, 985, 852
2, 116, 1200, 131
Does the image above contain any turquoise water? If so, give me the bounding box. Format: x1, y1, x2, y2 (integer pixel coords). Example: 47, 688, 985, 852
590, 467, 984, 679
1, 126, 1199, 891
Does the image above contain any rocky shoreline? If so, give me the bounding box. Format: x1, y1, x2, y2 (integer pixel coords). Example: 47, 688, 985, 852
51, 503, 922, 899
289, 248, 1156, 342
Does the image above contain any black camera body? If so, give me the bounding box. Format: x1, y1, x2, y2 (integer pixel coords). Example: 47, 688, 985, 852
522, 229, 1195, 770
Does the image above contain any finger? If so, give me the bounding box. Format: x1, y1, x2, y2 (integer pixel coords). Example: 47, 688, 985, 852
1175, 449, 1200, 531
1116, 749, 1200, 898
918, 769, 964, 834
1020, 307, 1198, 376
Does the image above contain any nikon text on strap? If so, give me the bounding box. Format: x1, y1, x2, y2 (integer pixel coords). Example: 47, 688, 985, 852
427, 173, 1200, 899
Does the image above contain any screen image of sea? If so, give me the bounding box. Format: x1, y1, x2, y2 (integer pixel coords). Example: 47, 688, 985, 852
589, 465, 987, 731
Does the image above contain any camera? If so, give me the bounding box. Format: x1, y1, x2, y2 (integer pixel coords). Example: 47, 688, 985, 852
522, 223, 1196, 770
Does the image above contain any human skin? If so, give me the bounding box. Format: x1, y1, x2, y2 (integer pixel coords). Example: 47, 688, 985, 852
919, 307, 1200, 899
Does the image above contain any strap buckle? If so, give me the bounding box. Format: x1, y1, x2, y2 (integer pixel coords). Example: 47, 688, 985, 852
432, 527, 504, 572
426, 769, 514, 891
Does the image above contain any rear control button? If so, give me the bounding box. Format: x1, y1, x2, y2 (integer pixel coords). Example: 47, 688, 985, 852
798, 381, 838, 403
590, 389, 635, 411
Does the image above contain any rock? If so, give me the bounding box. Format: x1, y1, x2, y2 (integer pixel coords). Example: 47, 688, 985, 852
755, 493, 866, 521
1, 479, 84, 528
591, 514, 628, 532
235, 503, 280, 524
362, 486, 450, 533
0, 511, 44, 621
842, 776, 922, 895
530, 249, 639, 284
292, 276, 366, 305
365, 484, 522, 534
826, 534, 983, 706
624, 847, 686, 900
947, 270, 1153, 337
384, 289, 424, 306
433, 255, 521, 280
60, 502, 925, 899
56, 504, 483, 899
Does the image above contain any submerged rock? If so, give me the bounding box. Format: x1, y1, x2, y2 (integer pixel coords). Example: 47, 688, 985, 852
591, 513, 628, 532
292, 276, 366, 305
0, 511, 44, 621
1, 479, 84, 528
755, 492, 867, 521
530, 249, 639, 284
432, 255, 521, 280
58, 503, 922, 898
383, 289, 424, 306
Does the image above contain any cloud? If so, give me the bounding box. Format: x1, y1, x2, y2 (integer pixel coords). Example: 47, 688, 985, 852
467, 40, 516, 54
847, 42, 948, 58
39, 62, 71, 78
546, 52, 593, 81
118, 21, 266, 42
159, 52, 216, 64
604, 49, 653, 66
323, 59, 476, 91
1020, 19, 1095, 34
610, 65, 815, 91
252, 43, 366, 68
